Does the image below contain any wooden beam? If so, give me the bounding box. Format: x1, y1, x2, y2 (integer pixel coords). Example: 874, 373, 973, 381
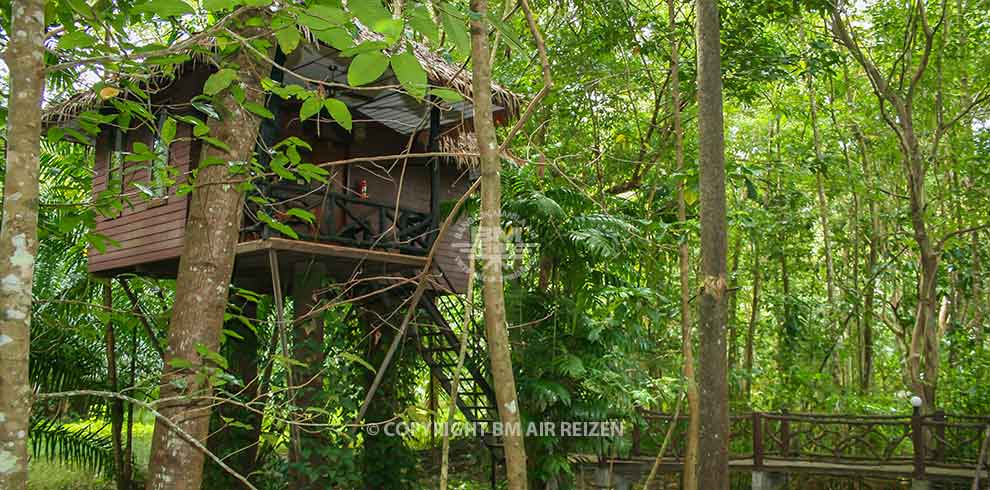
236, 237, 428, 268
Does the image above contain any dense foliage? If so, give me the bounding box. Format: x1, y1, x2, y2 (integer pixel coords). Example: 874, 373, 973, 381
2, 0, 990, 488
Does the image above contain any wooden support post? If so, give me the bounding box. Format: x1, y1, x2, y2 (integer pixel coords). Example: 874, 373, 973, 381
117, 277, 166, 362
631, 418, 641, 458
428, 100, 441, 240
781, 409, 791, 458
934, 409, 945, 464
912, 405, 926, 480
753, 412, 764, 470
104, 281, 127, 490
268, 249, 300, 459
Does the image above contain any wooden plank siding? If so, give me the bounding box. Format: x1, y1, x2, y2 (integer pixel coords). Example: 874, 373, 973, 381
88, 67, 210, 275
89, 121, 195, 274
89, 67, 474, 294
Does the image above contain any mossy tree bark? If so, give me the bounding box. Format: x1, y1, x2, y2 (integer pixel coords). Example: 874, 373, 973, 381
144, 19, 270, 490
0, 0, 46, 486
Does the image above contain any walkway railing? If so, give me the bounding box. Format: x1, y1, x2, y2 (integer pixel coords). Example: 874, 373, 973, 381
633, 408, 990, 478
242, 181, 437, 255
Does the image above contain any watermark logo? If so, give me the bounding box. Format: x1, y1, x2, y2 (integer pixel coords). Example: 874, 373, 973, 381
450, 210, 539, 280
364, 420, 624, 438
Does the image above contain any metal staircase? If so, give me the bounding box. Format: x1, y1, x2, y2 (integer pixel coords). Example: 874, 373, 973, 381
411, 289, 499, 442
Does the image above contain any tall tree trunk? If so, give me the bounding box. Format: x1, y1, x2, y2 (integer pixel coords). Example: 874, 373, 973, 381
694, 0, 729, 486
145, 23, 269, 490
799, 25, 837, 316
668, 0, 699, 487
905, 141, 941, 413
0, 0, 45, 485
469, 1, 528, 489
830, 2, 943, 414
854, 126, 877, 393
744, 239, 760, 402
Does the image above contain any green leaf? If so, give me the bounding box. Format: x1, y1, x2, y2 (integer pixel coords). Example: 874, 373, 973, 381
202, 0, 242, 11
270, 157, 295, 180
161, 117, 177, 144
57, 31, 97, 50
391, 51, 428, 99
46, 127, 65, 142
324, 98, 352, 131
349, 0, 390, 27
348, 51, 388, 87
489, 14, 524, 52
66, 0, 95, 19
191, 100, 220, 119
243, 101, 274, 119
286, 208, 316, 223
313, 27, 354, 51
203, 69, 238, 96
200, 136, 231, 152
134, 0, 194, 17
408, 5, 439, 44
440, 9, 470, 57
300, 96, 323, 121
258, 212, 299, 239
169, 358, 195, 370
341, 40, 389, 57
297, 4, 348, 30
340, 352, 376, 373
430, 88, 464, 103
274, 21, 301, 54
372, 18, 404, 44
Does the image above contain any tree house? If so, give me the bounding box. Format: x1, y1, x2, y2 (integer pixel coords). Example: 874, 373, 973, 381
46, 41, 516, 295
45, 36, 514, 476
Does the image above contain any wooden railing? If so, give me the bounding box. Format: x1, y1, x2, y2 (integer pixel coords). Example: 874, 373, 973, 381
242, 181, 437, 255
634, 408, 990, 478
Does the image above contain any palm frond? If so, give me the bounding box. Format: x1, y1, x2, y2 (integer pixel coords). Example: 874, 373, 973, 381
30, 417, 117, 478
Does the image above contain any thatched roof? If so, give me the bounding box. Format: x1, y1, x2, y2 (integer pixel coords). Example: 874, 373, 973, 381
43, 26, 520, 129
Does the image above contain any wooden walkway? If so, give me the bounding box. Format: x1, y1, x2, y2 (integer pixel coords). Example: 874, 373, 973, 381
571, 454, 989, 482
571, 408, 990, 485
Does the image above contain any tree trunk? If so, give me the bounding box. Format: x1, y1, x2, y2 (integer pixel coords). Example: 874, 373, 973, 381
144, 26, 269, 490
800, 25, 836, 315
744, 239, 760, 402
669, 0, 698, 486
905, 144, 941, 413
0, 0, 45, 485
694, 0, 729, 486
290, 263, 327, 490
855, 126, 877, 393
105, 283, 128, 490
204, 293, 261, 489
469, 1, 528, 488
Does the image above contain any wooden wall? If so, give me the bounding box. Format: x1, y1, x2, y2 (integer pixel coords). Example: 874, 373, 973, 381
88, 67, 209, 275
346, 121, 473, 294
89, 120, 196, 274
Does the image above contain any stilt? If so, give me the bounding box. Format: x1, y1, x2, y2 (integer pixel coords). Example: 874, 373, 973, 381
289, 261, 328, 489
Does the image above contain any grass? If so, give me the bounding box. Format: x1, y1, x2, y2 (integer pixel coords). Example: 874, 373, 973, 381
28, 424, 495, 490
28, 456, 115, 490
28, 419, 155, 490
